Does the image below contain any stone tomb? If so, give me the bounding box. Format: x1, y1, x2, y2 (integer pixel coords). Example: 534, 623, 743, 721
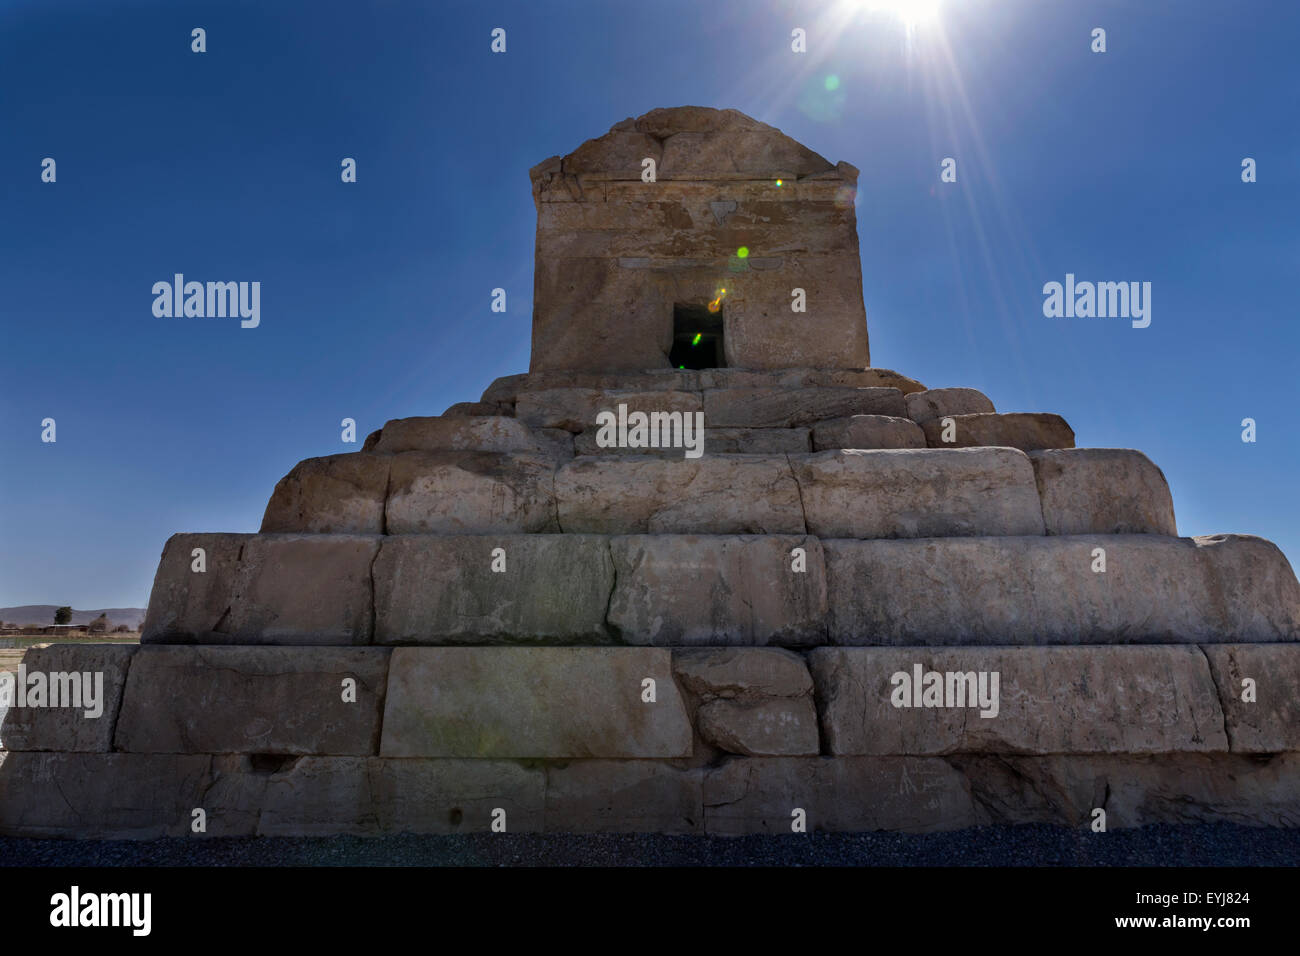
3, 107, 1299, 838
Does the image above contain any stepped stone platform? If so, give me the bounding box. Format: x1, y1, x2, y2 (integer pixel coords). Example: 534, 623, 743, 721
3, 106, 1298, 838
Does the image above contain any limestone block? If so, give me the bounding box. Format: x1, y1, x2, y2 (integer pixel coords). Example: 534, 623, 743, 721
113, 646, 389, 755
368, 416, 543, 455
810, 415, 925, 451
673, 647, 814, 699
1202, 644, 1300, 752
704, 387, 905, 428
0, 644, 136, 752
823, 534, 1300, 645
952, 753, 1300, 828
479, 373, 528, 406
1030, 448, 1176, 535
440, 401, 512, 418
809, 646, 1226, 755
373, 534, 614, 644
791, 448, 1046, 539
555, 456, 804, 534
0, 752, 217, 838
1195, 534, 1300, 641
574, 426, 809, 456
697, 700, 819, 756
607, 536, 826, 645
380, 648, 692, 758
704, 757, 983, 834
385, 451, 559, 534
142, 533, 378, 645
141, 533, 247, 642
544, 761, 703, 833
219, 535, 379, 645
533, 427, 576, 460
258, 757, 546, 836
905, 387, 995, 423
261, 453, 389, 534
516, 388, 701, 432
923, 412, 1075, 451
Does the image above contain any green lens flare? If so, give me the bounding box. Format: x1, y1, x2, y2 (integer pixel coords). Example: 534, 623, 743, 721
692, 333, 702, 346
736, 246, 749, 258
824, 74, 840, 91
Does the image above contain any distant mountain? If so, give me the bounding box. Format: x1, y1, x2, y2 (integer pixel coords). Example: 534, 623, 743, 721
0, 606, 146, 629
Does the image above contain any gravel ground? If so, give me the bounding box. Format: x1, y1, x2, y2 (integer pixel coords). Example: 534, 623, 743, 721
2, 823, 1298, 866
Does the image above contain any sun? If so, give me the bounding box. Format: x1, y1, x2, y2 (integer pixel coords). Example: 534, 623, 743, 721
846, 0, 943, 29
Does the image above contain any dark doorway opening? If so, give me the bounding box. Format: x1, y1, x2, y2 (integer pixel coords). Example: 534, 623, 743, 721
669, 303, 725, 369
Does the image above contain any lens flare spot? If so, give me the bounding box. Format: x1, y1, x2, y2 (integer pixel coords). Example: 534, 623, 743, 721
824, 74, 840, 91
691, 333, 702, 346
736, 246, 749, 259
775, 179, 784, 187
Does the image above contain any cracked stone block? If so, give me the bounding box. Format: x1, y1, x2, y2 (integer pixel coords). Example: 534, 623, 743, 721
0, 643, 137, 752
556, 456, 804, 534
922, 412, 1075, 451
607, 535, 826, 646
113, 646, 389, 755
809, 646, 1227, 755
373, 534, 614, 644
904, 387, 995, 424
385, 451, 559, 534
703, 387, 905, 428
792, 448, 1045, 539
810, 414, 925, 451
1029, 448, 1176, 536
380, 647, 692, 758
1202, 644, 1300, 753
544, 761, 703, 833
261, 453, 390, 534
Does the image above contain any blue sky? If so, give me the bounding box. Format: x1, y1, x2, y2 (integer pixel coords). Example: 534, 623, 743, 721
1, 0, 1296, 608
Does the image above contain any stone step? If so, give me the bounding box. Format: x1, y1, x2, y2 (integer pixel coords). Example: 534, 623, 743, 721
265, 446, 1168, 538
481, 366, 928, 406
923, 412, 1075, 451
904, 387, 995, 424
139, 532, 1300, 647
575, 426, 810, 456
2, 751, 1296, 837
810, 415, 924, 450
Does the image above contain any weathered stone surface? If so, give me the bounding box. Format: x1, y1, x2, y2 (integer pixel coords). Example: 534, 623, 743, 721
533, 427, 576, 460
809, 646, 1227, 755
516, 388, 701, 433
141, 533, 247, 642
952, 753, 1300, 828
259, 757, 546, 835
697, 700, 819, 756
1030, 448, 1176, 535
792, 448, 1046, 539
923, 412, 1075, 451
440, 401, 512, 418
222, 535, 378, 645
261, 453, 389, 534
0, 752, 220, 838
385, 451, 559, 534
544, 761, 703, 833
373, 535, 614, 644
607, 536, 825, 645
0, 644, 137, 752
479, 373, 528, 406
824, 534, 1300, 645
1202, 644, 1300, 753
555, 456, 804, 534
381, 648, 692, 758
143, 533, 378, 645
368, 416, 543, 455
673, 647, 814, 699
704, 387, 905, 428
1195, 534, 1300, 640
905, 387, 995, 424
704, 757, 982, 833
811, 415, 925, 451
113, 646, 389, 755
574, 425, 809, 456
